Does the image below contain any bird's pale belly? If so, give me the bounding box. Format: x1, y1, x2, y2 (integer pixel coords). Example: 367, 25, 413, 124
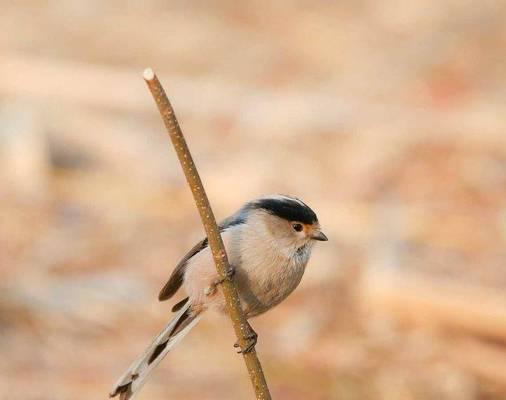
184, 235, 313, 318
236, 258, 308, 318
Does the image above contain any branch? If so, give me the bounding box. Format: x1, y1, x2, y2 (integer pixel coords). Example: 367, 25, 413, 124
143, 68, 272, 400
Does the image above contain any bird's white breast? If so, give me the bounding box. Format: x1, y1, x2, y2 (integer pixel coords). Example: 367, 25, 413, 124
182, 221, 313, 318
233, 223, 313, 317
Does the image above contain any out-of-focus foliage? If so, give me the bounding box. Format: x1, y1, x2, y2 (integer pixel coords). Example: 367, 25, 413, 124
1, 1, 505, 399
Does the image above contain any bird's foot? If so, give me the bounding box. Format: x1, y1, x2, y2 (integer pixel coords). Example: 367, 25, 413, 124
223, 266, 235, 281
234, 325, 258, 354
204, 266, 235, 296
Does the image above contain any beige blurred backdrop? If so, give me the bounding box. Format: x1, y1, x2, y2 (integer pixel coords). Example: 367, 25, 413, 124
1, 1, 506, 399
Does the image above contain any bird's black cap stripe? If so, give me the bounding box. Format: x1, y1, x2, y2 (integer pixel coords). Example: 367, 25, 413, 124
253, 197, 318, 224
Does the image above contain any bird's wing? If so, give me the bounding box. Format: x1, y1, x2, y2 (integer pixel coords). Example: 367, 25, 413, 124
158, 237, 208, 301
158, 209, 247, 302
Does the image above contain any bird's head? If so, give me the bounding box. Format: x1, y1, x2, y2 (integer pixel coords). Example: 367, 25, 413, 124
247, 195, 327, 250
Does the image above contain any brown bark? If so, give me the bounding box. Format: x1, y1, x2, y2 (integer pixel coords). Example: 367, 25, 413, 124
143, 68, 272, 400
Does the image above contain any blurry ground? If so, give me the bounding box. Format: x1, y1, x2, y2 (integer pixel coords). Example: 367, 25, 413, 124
1, 1, 506, 399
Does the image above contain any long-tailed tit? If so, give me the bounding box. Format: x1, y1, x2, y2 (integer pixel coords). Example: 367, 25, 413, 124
111, 195, 327, 399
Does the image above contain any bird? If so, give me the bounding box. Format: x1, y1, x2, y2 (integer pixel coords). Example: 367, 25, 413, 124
110, 194, 328, 400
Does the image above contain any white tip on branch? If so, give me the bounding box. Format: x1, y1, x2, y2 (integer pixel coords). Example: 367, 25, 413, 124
143, 68, 155, 81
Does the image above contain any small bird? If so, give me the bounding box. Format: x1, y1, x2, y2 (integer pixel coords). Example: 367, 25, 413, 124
110, 195, 328, 400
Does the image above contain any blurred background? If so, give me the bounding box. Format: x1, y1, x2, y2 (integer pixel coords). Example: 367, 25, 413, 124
1, 1, 506, 399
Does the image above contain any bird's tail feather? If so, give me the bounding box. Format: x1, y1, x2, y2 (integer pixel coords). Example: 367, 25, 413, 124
110, 302, 201, 400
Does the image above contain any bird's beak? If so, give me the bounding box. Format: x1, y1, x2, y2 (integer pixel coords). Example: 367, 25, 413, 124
311, 230, 328, 241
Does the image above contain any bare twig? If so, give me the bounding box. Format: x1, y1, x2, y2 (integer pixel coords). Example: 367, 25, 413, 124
143, 68, 272, 400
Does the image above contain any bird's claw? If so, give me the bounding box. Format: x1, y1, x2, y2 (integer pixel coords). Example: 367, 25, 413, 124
204, 266, 235, 296
223, 266, 235, 280
234, 330, 258, 354
215, 266, 236, 285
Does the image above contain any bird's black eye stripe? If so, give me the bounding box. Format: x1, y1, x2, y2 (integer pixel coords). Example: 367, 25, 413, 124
292, 223, 303, 232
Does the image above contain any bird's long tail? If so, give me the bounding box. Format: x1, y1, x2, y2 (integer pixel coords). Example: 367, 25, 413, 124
110, 302, 201, 400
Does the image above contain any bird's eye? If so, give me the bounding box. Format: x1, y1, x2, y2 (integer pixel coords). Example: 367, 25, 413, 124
292, 223, 303, 232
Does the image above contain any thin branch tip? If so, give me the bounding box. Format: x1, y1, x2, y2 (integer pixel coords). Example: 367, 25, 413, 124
143, 68, 155, 81
144, 73, 272, 400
